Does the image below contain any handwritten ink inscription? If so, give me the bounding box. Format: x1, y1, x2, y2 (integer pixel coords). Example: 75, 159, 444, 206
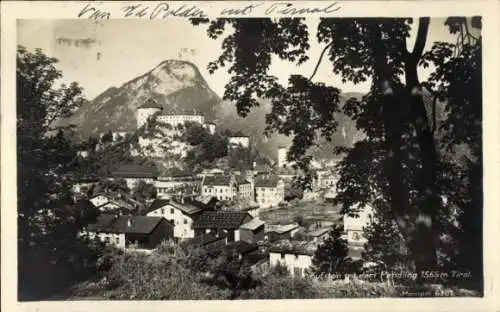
77, 1, 341, 20
264, 2, 341, 15
78, 3, 111, 20
220, 3, 264, 16
122, 3, 207, 19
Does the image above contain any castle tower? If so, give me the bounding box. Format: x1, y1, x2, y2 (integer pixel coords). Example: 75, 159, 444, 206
278, 146, 288, 168
136, 99, 163, 129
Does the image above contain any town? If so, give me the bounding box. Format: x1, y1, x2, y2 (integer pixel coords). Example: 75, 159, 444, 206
73, 98, 373, 278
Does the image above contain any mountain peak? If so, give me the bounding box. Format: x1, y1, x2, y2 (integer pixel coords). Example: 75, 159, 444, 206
64, 59, 220, 138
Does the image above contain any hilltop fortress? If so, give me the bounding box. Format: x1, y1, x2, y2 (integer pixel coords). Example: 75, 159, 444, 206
136, 98, 216, 135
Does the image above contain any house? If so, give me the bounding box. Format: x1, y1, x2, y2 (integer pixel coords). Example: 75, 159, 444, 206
97, 199, 136, 215
277, 146, 290, 168
155, 174, 196, 199
306, 228, 330, 243
201, 175, 238, 201
252, 164, 272, 175
323, 186, 337, 202
265, 223, 300, 242
343, 205, 374, 244
197, 168, 225, 178
180, 232, 228, 251
143, 198, 203, 241
84, 215, 174, 250
72, 176, 99, 197
221, 199, 260, 217
239, 218, 265, 244
228, 136, 250, 149
109, 164, 158, 189
319, 172, 337, 190
192, 195, 219, 211
269, 240, 317, 277
235, 175, 253, 200
88, 192, 141, 215
192, 211, 253, 242
254, 175, 285, 208
204, 122, 216, 135
276, 166, 297, 183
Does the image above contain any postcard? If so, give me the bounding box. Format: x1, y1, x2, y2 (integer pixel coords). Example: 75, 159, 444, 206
1, 1, 499, 312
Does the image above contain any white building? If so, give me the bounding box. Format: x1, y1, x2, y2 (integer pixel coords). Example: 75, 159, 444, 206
157, 114, 205, 127
228, 136, 250, 149
277, 146, 289, 168
144, 199, 203, 241
204, 122, 216, 135
269, 240, 317, 277
136, 99, 205, 129
136, 99, 163, 129
254, 175, 285, 208
108, 164, 158, 189
201, 175, 238, 201
343, 205, 374, 244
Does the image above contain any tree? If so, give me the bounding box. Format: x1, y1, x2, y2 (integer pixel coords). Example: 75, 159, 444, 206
310, 224, 350, 276
206, 249, 256, 299
362, 199, 412, 270
17, 46, 99, 299
192, 17, 482, 276
228, 145, 252, 171
88, 179, 130, 196
132, 180, 158, 203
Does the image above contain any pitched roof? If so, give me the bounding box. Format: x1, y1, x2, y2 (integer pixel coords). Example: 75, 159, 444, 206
235, 175, 251, 185
269, 240, 317, 256
86, 214, 119, 232
254, 175, 281, 188
180, 233, 227, 249
194, 195, 218, 205
253, 164, 271, 172
265, 223, 299, 234
74, 199, 96, 211
307, 228, 330, 237
145, 199, 202, 215
222, 199, 259, 212
203, 175, 233, 186
206, 240, 258, 257
170, 201, 203, 215
138, 98, 163, 109
240, 218, 265, 231
110, 164, 158, 178
277, 167, 298, 176
193, 211, 251, 229
111, 216, 166, 234
145, 199, 170, 213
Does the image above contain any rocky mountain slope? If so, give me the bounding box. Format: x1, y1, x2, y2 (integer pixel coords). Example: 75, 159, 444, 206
215, 95, 364, 162
62, 60, 221, 138
65, 59, 364, 161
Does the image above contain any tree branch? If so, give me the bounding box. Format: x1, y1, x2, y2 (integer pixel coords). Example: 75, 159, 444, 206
411, 17, 430, 62
309, 42, 334, 81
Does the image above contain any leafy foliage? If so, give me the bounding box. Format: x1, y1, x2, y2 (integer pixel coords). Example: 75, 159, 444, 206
310, 224, 351, 276
17, 46, 100, 299
194, 16, 483, 282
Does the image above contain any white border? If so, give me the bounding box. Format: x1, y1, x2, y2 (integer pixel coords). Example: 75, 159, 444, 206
2, 1, 499, 312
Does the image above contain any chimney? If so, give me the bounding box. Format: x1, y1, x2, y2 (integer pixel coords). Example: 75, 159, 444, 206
127, 218, 132, 228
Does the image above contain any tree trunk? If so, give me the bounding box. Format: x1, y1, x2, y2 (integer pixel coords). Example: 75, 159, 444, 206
404, 17, 439, 273
373, 18, 439, 274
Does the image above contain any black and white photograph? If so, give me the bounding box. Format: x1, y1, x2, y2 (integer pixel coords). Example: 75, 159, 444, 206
2, 0, 498, 309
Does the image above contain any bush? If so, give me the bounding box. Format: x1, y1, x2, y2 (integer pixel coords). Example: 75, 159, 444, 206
71, 243, 230, 300
241, 275, 318, 299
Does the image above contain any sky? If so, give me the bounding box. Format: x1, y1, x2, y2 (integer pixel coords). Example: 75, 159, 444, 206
17, 18, 456, 100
